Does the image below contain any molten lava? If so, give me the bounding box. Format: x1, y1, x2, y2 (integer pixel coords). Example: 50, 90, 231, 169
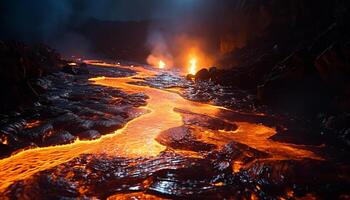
158, 60, 166, 69
0, 61, 322, 193
189, 58, 197, 75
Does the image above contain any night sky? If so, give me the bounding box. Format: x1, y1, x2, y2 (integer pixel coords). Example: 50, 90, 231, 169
0, 0, 223, 42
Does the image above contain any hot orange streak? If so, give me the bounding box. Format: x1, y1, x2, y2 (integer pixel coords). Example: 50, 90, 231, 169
0, 63, 322, 192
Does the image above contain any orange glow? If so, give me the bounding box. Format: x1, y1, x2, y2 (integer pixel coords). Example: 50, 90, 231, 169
68, 62, 77, 66
0, 61, 322, 193
171, 35, 215, 74
159, 60, 166, 69
232, 161, 243, 173
107, 192, 162, 200
0, 135, 8, 145
146, 54, 173, 69
188, 57, 197, 75
25, 120, 41, 129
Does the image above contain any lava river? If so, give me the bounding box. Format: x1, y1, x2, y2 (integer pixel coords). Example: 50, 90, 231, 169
0, 62, 321, 194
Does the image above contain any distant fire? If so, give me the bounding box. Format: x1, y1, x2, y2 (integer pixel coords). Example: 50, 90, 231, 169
158, 60, 166, 69
147, 54, 173, 69
189, 57, 197, 75
68, 62, 77, 66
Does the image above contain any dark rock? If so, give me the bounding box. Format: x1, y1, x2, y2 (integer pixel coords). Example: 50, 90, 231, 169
92, 116, 125, 134
41, 131, 76, 146
0, 41, 64, 112
35, 78, 52, 91
62, 64, 78, 75
208, 67, 219, 82
77, 62, 89, 74
22, 124, 54, 142
0, 119, 27, 136
315, 43, 350, 90
76, 130, 101, 140
323, 114, 350, 132
51, 113, 94, 134
257, 49, 329, 113
37, 106, 70, 118
62, 63, 89, 75
186, 74, 195, 80
52, 113, 80, 127
156, 126, 216, 152
195, 68, 210, 82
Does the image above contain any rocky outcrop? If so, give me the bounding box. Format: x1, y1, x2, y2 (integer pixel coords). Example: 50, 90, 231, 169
0, 41, 66, 113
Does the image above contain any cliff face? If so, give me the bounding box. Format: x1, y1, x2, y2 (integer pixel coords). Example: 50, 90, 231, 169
218, 0, 348, 66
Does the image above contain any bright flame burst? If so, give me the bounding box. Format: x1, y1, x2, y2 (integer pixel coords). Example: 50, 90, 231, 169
189, 58, 197, 75
159, 60, 166, 69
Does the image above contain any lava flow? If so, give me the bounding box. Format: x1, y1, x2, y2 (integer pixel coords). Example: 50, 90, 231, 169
0, 62, 321, 193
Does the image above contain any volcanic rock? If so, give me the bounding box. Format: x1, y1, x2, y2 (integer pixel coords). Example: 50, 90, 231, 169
156, 126, 216, 152
92, 116, 125, 134
315, 43, 350, 112
41, 131, 76, 146
195, 68, 210, 82
62, 63, 89, 75
0, 41, 65, 112
22, 124, 54, 142
76, 130, 101, 140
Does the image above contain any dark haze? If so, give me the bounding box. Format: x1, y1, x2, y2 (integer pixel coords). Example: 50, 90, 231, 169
0, 1, 240, 61
0, 0, 339, 67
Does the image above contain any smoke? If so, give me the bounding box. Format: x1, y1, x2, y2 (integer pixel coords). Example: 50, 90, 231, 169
0, 0, 88, 57
0, 0, 165, 58
144, 0, 235, 69
0, 0, 254, 64
146, 31, 173, 67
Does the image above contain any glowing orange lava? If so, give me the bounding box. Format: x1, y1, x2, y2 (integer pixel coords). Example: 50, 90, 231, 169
0, 61, 322, 193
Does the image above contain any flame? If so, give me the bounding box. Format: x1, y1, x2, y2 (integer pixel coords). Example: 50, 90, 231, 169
158, 60, 166, 69
146, 54, 173, 69
189, 57, 197, 75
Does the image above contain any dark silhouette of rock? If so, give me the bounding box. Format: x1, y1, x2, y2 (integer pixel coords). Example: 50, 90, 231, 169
41, 131, 76, 146
0, 41, 65, 113
62, 63, 89, 75
195, 68, 210, 82
76, 130, 101, 141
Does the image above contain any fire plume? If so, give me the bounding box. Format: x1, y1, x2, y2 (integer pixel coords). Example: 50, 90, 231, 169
189, 57, 197, 75
158, 60, 166, 69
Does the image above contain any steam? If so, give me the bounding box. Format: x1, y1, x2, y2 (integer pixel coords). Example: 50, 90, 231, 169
1, 0, 256, 65
146, 31, 173, 67
145, 0, 222, 70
